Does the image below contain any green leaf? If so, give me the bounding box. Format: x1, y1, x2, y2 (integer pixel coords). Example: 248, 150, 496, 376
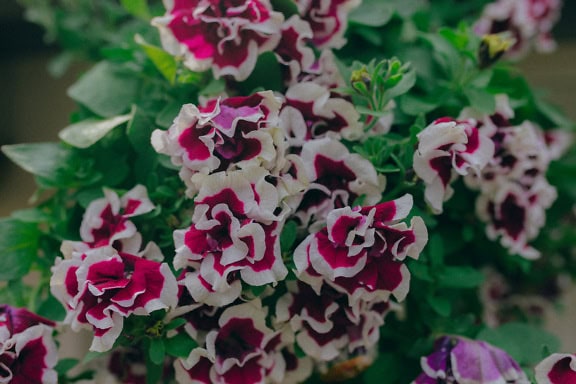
55, 358, 78, 375
477, 323, 560, 365
386, 68, 416, 100
349, 0, 395, 27
427, 293, 452, 316
237, 52, 283, 93
10, 208, 52, 223
399, 94, 439, 115
165, 333, 198, 358
270, 0, 299, 17
120, 0, 151, 19
148, 337, 166, 365
127, 106, 155, 154
280, 220, 298, 253
464, 87, 496, 114
362, 353, 402, 383
59, 114, 131, 148
2, 142, 71, 179
68, 62, 139, 117
427, 234, 444, 267
135, 35, 178, 84
0, 219, 40, 281
437, 266, 484, 288
36, 294, 66, 322
81, 351, 105, 365
164, 318, 187, 332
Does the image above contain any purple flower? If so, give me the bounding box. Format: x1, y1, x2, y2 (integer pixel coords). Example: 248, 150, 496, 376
413, 336, 529, 384
535, 353, 576, 384
153, 0, 284, 81
0, 306, 58, 384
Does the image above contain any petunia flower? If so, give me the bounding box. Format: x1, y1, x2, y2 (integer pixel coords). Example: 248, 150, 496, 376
50, 246, 178, 352
175, 300, 287, 384
0, 306, 58, 384
294, 194, 428, 303
535, 353, 576, 384
412, 336, 529, 384
153, 0, 284, 81
279, 82, 364, 148
294, 137, 385, 228
474, 0, 562, 58
173, 168, 288, 306
275, 281, 390, 363
274, 15, 316, 84
413, 117, 495, 213
151, 91, 285, 197
294, 0, 361, 49
78, 185, 154, 249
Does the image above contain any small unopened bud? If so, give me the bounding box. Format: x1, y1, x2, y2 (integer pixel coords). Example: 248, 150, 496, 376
351, 66, 371, 92
478, 32, 516, 69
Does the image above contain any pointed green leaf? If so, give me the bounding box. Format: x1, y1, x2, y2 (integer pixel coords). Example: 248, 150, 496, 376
135, 35, 178, 84
59, 114, 131, 148
0, 219, 40, 281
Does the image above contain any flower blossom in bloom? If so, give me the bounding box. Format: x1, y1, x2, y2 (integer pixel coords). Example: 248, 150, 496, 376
535, 353, 576, 384
173, 168, 288, 306
78, 185, 154, 249
151, 91, 287, 197
0, 306, 58, 384
295, 137, 385, 228
413, 117, 495, 213
274, 15, 316, 83
475, 0, 562, 58
51, 245, 178, 352
294, 0, 361, 49
153, 0, 284, 81
280, 82, 363, 148
294, 194, 428, 303
276, 281, 391, 363
412, 336, 529, 384
461, 98, 565, 258
174, 300, 287, 384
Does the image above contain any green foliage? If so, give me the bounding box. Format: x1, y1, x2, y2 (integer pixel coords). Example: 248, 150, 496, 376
0, 219, 40, 281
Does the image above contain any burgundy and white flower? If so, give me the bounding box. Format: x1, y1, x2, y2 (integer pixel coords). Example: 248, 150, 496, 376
50, 246, 178, 352
153, 0, 284, 81
0, 306, 58, 384
275, 16, 316, 83
78, 185, 154, 249
294, 0, 361, 49
474, 0, 562, 58
0, 305, 55, 342
0, 323, 58, 384
476, 176, 557, 259
280, 82, 363, 148
295, 138, 385, 228
151, 91, 285, 197
276, 281, 391, 363
297, 50, 347, 90
535, 353, 576, 384
174, 169, 288, 306
413, 117, 495, 213
412, 336, 529, 384
176, 300, 287, 384
294, 195, 428, 303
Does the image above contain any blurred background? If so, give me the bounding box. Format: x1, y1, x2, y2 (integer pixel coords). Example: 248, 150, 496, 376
1, 0, 576, 350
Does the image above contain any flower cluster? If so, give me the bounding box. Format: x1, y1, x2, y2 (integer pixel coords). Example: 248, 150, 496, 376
3, 0, 573, 383
461, 96, 569, 258
475, 0, 563, 57
50, 186, 178, 351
